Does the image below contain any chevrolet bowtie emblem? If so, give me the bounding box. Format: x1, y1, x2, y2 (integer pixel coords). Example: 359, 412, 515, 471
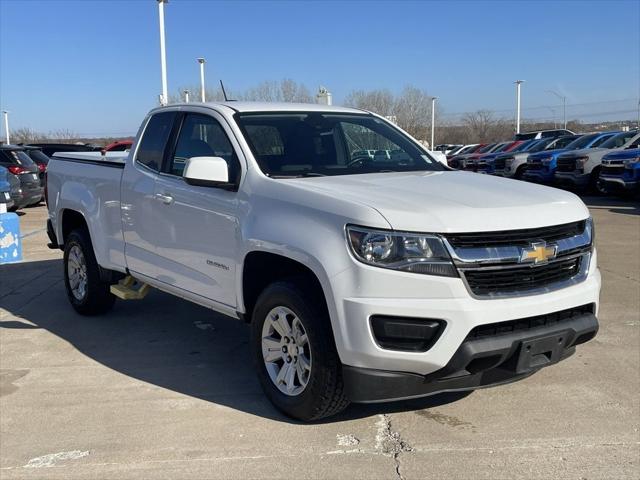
520, 241, 558, 264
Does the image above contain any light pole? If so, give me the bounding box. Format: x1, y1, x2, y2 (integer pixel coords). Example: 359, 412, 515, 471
430, 96, 437, 150
514, 80, 524, 134
184, 90, 190, 103
2, 110, 9, 144
546, 90, 566, 129
197, 58, 206, 102
157, 0, 169, 105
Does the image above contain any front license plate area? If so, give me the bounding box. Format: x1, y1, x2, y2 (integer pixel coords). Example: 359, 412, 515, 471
516, 332, 568, 374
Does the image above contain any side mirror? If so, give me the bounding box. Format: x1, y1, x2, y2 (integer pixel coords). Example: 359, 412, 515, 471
183, 156, 231, 188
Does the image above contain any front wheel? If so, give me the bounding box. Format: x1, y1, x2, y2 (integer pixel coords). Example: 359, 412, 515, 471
589, 168, 606, 195
250, 280, 349, 421
63, 228, 116, 315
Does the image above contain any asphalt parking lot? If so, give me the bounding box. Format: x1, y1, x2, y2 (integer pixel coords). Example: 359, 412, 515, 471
1, 199, 639, 479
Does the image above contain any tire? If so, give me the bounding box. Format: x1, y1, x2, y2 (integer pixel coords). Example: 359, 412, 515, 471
250, 280, 349, 421
63, 228, 116, 315
589, 168, 605, 195
514, 165, 526, 180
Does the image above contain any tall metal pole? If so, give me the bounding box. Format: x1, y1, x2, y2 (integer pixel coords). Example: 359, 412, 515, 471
514, 80, 524, 134
430, 96, 437, 150
197, 58, 206, 102
2, 111, 9, 144
157, 0, 168, 105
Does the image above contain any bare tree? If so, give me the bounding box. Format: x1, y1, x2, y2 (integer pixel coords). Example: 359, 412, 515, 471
171, 79, 312, 104
459, 110, 512, 143
169, 85, 226, 103
241, 79, 312, 103
344, 89, 395, 117
10, 127, 41, 144
394, 86, 433, 140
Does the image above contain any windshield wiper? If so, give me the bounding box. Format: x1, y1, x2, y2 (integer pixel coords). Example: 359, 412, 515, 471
269, 172, 327, 178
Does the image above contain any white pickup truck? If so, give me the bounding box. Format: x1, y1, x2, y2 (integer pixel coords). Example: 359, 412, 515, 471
46, 102, 600, 420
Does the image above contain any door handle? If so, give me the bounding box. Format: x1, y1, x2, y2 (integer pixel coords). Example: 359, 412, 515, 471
155, 193, 174, 205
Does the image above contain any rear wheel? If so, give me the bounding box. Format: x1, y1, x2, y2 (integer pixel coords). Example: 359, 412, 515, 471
63, 228, 116, 315
250, 280, 349, 421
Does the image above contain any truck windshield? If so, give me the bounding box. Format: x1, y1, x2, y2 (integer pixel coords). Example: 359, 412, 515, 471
236, 113, 445, 177
599, 131, 638, 149
564, 134, 600, 150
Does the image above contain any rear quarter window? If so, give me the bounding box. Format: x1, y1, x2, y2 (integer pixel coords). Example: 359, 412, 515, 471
135, 112, 177, 171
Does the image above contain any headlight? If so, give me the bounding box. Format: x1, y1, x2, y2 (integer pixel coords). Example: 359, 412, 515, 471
624, 157, 640, 168
575, 156, 589, 169
346, 226, 458, 277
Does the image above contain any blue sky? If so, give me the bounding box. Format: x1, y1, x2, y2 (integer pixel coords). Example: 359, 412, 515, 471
0, 0, 638, 137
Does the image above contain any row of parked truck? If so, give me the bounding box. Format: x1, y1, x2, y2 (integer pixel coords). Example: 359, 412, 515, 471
441, 129, 640, 196
0, 140, 132, 212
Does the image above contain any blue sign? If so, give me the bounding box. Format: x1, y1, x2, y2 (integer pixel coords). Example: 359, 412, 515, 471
0, 211, 22, 263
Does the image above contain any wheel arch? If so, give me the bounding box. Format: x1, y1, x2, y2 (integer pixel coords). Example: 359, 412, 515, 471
240, 250, 334, 326
59, 208, 89, 246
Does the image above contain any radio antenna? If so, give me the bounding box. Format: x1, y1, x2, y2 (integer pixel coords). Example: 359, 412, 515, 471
220, 80, 229, 101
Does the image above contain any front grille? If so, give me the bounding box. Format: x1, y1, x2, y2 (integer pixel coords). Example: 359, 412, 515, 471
557, 157, 576, 172
527, 163, 543, 171
494, 158, 506, 170
462, 256, 582, 296
465, 304, 595, 340
601, 164, 624, 176
446, 220, 586, 249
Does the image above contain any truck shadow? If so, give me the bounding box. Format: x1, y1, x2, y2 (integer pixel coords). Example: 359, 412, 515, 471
0, 259, 470, 424
580, 194, 640, 216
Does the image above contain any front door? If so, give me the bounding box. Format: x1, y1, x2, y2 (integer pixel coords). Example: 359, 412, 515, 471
152, 111, 241, 308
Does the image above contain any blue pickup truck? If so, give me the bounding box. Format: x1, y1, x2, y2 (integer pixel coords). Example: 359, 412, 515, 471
598, 148, 640, 196
523, 132, 617, 185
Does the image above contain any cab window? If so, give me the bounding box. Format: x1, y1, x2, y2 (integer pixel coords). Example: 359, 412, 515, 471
135, 112, 177, 172
169, 113, 240, 183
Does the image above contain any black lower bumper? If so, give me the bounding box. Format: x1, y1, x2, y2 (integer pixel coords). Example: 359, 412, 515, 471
344, 312, 598, 403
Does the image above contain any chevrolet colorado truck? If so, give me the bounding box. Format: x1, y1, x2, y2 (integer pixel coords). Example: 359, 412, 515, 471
598, 147, 640, 196
46, 102, 600, 421
555, 130, 640, 193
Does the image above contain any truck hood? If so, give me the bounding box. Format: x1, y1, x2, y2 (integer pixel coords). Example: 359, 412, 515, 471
285, 171, 589, 233
558, 147, 609, 159
603, 148, 640, 161
529, 148, 569, 160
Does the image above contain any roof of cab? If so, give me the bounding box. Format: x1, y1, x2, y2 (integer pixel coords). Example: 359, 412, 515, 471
163, 101, 367, 114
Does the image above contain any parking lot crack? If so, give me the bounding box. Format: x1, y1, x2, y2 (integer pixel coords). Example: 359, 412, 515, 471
375, 414, 413, 480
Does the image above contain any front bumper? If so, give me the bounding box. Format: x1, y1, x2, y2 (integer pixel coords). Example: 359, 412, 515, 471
523, 168, 554, 183
344, 309, 598, 402
329, 250, 601, 376
599, 173, 639, 192
555, 171, 590, 187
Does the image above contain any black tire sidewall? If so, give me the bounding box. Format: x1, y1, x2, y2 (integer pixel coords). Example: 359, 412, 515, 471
250, 282, 342, 421
63, 229, 115, 315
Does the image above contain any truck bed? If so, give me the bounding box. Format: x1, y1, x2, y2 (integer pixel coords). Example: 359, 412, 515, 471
47, 152, 128, 272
